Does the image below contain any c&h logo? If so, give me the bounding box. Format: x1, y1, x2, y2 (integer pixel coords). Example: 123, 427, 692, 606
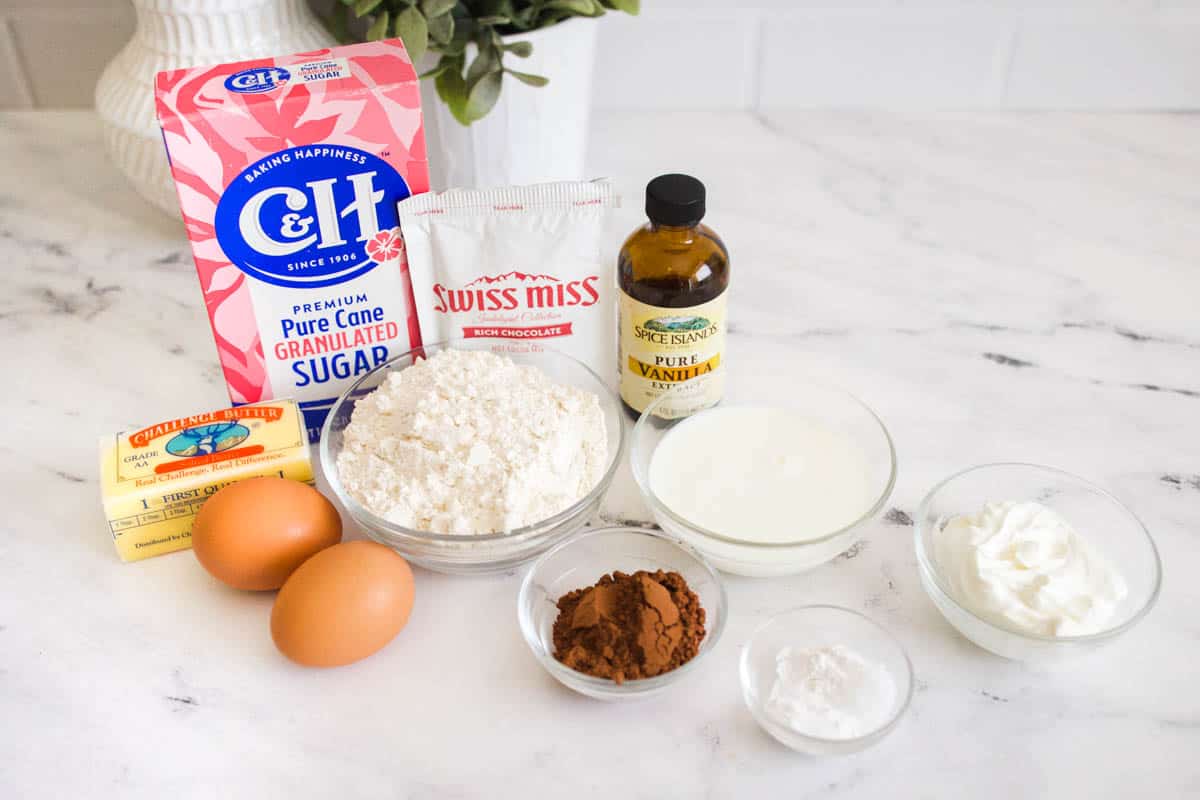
213, 146, 412, 289
224, 66, 291, 94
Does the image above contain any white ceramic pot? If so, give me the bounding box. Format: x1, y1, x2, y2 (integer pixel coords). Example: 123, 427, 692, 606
95, 0, 334, 216
421, 18, 599, 190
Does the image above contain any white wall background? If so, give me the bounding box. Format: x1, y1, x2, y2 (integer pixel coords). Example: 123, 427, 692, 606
1, 0, 1199, 110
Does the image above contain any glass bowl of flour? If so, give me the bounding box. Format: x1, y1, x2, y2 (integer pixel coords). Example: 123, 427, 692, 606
321, 340, 624, 574
630, 362, 896, 576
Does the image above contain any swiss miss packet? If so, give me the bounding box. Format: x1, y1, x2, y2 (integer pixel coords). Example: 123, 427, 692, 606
154, 40, 429, 442
397, 181, 619, 379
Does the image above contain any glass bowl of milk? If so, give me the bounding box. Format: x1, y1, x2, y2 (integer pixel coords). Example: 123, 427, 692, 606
630, 365, 896, 576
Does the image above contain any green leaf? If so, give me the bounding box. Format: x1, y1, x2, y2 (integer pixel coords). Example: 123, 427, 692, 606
464, 70, 503, 122
478, 0, 515, 17
475, 15, 511, 25
354, 0, 384, 18
393, 5, 428, 61
510, 5, 537, 29
426, 9, 454, 44
545, 0, 598, 16
604, 0, 639, 12
419, 61, 450, 80
502, 40, 532, 57
439, 20, 471, 55
320, 8, 353, 45
541, 10, 572, 26
366, 9, 389, 40
435, 58, 472, 125
420, 0, 458, 16
505, 69, 548, 87
465, 43, 500, 85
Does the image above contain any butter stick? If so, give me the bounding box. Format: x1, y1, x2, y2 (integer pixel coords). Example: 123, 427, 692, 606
98, 399, 313, 562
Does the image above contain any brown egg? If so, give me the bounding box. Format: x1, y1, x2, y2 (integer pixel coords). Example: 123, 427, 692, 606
192, 477, 342, 591
270, 540, 415, 667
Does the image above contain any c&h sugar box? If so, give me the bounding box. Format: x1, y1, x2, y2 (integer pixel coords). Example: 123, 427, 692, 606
154, 41, 429, 442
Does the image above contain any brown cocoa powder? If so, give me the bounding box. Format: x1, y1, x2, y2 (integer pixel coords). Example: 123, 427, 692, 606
551, 569, 706, 684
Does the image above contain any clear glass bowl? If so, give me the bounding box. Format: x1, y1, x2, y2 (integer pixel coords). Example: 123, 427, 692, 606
630, 365, 896, 576
739, 605, 913, 755
517, 526, 727, 701
319, 339, 625, 574
915, 463, 1162, 662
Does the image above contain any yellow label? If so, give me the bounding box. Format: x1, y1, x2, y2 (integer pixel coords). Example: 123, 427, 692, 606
98, 399, 313, 562
619, 290, 727, 417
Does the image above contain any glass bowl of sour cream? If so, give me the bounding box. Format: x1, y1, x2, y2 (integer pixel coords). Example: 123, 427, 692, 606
915, 463, 1162, 662
630, 364, 897, 577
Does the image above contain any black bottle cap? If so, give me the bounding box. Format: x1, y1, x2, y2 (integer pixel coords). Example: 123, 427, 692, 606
645, 173, 705, 226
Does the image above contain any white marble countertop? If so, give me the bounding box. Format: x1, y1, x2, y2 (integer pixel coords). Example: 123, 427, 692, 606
2, 110, 1198, 799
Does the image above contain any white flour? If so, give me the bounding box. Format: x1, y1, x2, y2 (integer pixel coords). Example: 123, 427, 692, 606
765, 645, 897, 739
336, 349, 607, 535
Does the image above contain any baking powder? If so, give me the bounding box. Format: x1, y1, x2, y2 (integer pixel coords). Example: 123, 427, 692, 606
336, 349, 607, 534
765, 645, 897, 740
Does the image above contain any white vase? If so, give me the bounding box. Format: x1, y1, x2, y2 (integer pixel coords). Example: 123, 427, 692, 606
95, 0, 335, 216
421, 18, 599, 191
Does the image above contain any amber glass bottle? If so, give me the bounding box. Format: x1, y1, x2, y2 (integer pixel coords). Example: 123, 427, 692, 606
618, 174, 730, 418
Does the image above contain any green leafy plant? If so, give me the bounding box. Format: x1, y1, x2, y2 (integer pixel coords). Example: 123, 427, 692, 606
326, 0, 639, 125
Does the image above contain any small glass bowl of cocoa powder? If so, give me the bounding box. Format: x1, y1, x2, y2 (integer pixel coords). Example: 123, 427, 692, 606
518, 526, 727, 700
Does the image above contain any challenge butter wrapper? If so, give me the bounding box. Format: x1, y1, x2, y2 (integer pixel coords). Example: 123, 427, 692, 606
99, 400, 313, 562
154, 40, 429, 442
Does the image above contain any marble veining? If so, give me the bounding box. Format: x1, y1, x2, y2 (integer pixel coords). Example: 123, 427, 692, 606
1, 110, 1198, 799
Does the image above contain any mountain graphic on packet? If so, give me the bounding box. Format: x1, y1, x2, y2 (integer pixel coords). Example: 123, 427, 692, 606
155, 41, 429, 442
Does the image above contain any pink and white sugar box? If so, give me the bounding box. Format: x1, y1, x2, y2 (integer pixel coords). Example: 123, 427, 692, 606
154, 40, 429, 442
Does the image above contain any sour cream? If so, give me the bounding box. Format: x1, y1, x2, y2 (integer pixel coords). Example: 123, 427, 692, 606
933, 501, 1127, 637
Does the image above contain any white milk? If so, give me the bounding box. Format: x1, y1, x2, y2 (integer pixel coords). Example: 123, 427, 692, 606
649, 406, 875, 543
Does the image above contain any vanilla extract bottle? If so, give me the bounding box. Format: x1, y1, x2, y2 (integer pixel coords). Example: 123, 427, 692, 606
617, 174, 729, 419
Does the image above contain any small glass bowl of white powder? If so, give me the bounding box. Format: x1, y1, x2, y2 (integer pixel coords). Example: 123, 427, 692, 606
740, 606, 913, 756
916, 463, 1162, 662
320, 340, 624, 574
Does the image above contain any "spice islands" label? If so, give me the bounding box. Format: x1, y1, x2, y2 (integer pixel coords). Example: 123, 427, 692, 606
618, 291, 727, 418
